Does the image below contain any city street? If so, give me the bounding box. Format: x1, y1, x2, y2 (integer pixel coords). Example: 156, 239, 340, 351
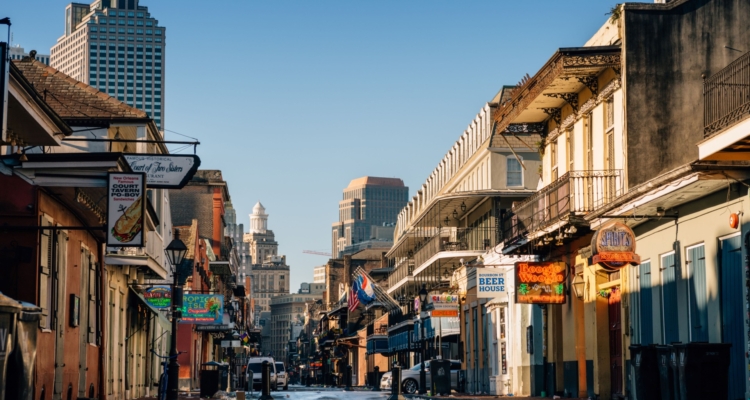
242, 386, 389, 400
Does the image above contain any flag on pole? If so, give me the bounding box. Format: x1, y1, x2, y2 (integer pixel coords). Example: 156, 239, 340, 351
348, 280, 360, 312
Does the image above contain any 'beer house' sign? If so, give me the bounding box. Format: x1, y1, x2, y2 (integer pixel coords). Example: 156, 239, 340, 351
514, 261, 566, 304
591, 221, 641, 271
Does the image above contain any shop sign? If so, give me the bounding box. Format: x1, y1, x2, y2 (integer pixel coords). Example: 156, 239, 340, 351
475, 268, 506, 299
413, 297, 421, 313
591, 221, 641, 271
514, 261, 566, 304
144, 286, 171, 309
124, 154, 200, 189
179, 294, 224, 324
429, 294, 458, 310
195, 324, 232, 332
431, 309, 459, 317
107, 172, 146, 247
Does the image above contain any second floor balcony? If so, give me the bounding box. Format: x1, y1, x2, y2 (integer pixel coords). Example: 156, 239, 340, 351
700, 50, 750, 160
502, 169, 623, 251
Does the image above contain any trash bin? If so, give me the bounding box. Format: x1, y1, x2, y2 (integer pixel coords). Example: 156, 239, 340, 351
201, 362, 222, 397
676, 342, 732, 400
656, 345, 675, 400
0, 292, 22, 400
629, 345, 661, 400
430, 359, 451, 395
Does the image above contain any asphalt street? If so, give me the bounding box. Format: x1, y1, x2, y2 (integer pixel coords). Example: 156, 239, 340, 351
243, 386, 391, 400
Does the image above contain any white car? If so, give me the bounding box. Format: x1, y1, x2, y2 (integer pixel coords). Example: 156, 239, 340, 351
380, 360, 461, 394
275, 362, 289, 390
246, 357, 277, 391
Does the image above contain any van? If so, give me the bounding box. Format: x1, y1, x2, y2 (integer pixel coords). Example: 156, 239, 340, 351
246, 357, 277, 391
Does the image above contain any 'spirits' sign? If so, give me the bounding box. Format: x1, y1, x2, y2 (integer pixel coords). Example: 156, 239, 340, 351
144, 286, 171, 309
591, 221, 640, 270
476, 268, 506, 298
514, 261, 566, 304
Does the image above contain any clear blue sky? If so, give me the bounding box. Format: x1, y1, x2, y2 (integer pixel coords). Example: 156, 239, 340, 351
5, 0, 621, 292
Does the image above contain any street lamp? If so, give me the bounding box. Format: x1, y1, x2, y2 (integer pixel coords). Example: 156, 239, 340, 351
418, 284, 428, 395
572, 274, 585, 299
164, 229, 187, 400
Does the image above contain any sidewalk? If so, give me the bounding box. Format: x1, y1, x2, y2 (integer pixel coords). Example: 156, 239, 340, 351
404, 394, 588, 400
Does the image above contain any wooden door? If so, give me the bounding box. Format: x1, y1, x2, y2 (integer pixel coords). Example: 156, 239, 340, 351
608, 287, 623, 396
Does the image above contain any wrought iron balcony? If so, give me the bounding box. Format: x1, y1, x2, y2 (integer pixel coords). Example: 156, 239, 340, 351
705, 51, 750, 137
412, 227, 496, 270
502, 170, 623, 246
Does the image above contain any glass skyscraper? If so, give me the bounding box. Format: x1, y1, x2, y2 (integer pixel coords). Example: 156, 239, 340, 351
50, 0, 166, 130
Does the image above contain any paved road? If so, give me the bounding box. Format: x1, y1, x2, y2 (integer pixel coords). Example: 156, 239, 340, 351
243, 386, 390, 400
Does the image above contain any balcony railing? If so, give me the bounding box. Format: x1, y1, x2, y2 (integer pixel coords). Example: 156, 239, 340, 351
412, 227, 496, 269
388, 258, 414, 289
503, 170, 623, 245
705, 51, 750, 137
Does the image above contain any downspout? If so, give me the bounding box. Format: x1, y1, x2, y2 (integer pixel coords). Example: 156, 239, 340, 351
99, 261, 106, 400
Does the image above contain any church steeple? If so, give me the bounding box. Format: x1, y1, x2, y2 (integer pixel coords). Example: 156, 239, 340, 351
250, 201, 268, 233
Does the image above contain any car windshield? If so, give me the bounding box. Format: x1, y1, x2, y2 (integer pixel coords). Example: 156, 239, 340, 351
409, 362, 428, 371
275, 363, 285, 372
248, 363, 262, 374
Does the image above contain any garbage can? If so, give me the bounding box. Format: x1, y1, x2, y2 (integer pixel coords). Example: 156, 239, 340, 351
629, 345, 661, 400
676, 342, 732, 400
430, 359, 451, 395
200, 362, 222, 397
656, 345, 675, 400
0, 292, 22, 400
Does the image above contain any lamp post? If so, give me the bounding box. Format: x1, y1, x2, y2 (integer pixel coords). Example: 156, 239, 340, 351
164, 230, 187, 400
418, 284, 428, 395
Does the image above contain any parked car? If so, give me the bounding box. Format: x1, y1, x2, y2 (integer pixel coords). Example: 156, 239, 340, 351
380, 360, 461, 394
275, 361, 289, 390
246, 357, 277, 391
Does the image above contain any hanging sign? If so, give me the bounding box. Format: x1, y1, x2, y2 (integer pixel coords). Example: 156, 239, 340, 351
124, 154, 200, 189
144, 286, 171, 309
514, 261, 566, 304
475, 268, 507, 299
428, 294, 459, 317
179, 294, 224, 324
591, 221, 640, 271
107, 172, 146, 247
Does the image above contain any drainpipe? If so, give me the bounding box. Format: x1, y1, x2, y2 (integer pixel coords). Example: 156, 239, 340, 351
100, 264, 106, 400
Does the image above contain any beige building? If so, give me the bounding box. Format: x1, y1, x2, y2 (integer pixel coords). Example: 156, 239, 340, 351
269, 285, 325, 361
313, 265, 326, 283
245, 202, 290, 312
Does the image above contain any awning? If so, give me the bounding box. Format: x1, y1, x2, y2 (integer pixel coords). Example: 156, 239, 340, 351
130, 287, 171, 332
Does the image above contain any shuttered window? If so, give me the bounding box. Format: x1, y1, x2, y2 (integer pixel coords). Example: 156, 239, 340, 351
661, 252, 679, 344
39, 215, 54, 329
639, 261, 653, 344
687, 244, 708, 342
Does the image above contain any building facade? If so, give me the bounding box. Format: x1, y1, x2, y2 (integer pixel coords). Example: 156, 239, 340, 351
245, 202, 290, 313
50, 0, 166, 129
331, 177, 409, 258
269, 289, 324, 362
225, 200, 252, 283
313, 265, 326, 284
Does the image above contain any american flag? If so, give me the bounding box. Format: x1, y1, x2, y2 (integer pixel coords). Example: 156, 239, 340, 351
348, 281, 360, 312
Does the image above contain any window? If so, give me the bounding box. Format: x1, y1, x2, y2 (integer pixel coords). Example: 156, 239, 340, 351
39, 216, 54, 329
507, 157, 522, 187
585, 112, 594, 170
567, 128, 574, 173
550, 140, 558, 181
660, 252, 679, 344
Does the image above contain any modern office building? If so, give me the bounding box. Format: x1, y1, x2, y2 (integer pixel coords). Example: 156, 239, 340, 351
9, 46, 50, 64
331, 176, 409, 258
50, 0, 166, 129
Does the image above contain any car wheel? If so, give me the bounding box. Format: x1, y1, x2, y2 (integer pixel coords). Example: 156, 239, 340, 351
402, 379, 418, 394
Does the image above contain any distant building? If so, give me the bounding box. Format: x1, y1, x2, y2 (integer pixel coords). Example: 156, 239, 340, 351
269, 291, 323, 362
245, 202, 290, 312
49, 0, 167, 129
9, 46, 50, 65
225, 201, 251, 282
331, 176, 408, 258
313, 265, 326, 283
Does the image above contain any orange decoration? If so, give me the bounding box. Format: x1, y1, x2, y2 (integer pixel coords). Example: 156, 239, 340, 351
729, 213, 739, 229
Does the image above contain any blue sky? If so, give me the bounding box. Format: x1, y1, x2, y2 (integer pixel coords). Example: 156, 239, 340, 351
4, 0, 621, 291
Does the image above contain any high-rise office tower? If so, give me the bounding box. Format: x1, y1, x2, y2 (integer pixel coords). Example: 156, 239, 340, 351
50, 0, 166, 129
331, 177, 409, 258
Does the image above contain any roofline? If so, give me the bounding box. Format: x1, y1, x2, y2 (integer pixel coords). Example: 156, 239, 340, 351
9, 62, 72, 136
